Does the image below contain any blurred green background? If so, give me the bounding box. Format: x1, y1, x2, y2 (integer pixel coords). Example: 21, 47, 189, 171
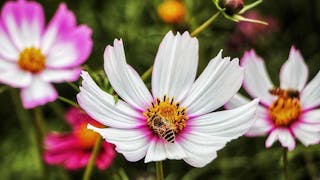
1, 0, 320, 179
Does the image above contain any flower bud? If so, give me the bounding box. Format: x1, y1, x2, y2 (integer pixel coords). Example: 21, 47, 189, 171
219, 0, 244, 15
157, 0, 186, 24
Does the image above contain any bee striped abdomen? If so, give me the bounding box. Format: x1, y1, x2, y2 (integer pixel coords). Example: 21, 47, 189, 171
162, 129, 175, 143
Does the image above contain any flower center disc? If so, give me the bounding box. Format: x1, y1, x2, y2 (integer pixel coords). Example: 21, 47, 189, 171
18, 47, 45, 73
143, 96, 188, 139
269, 88, 301, 127
75, 123, 101, 149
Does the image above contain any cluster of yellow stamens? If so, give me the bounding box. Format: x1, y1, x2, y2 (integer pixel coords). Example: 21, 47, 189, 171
268, 88, 301, 127
18, 47, 46, 73
143, 96, 188, 134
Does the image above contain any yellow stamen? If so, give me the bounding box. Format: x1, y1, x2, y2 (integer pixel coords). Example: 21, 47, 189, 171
143, 96, 188, 134
18, 47, 45, 73
269, 88, 301, 127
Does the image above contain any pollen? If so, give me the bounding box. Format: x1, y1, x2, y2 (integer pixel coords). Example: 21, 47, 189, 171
269, 88, 301, 127
18, 47, 46, 73
143, 96, 188, 134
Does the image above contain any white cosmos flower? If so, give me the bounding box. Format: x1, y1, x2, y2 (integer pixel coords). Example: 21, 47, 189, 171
77, 31, 258, 167
226, 46, 320, 151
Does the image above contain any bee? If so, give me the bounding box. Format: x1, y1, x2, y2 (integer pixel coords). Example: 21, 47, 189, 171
150, 115, 175, 143
269, 88, 299, 99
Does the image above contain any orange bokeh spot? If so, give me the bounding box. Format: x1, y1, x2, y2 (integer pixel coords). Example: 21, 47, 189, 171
18, 47, 46, 73
157, 0, 186, 24
75, 122, 103, 149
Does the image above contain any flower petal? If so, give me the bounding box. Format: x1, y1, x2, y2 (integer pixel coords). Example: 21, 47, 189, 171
0, 62, 32, 88
21, 77, 58, 109
241, 50, 274, 105
144, 138, 187, 163
96, 142, 116, 170
77, 71, 144, 129
291, 110, 320, 146
280, 46, 308, 91
225, 94, 273, 136
265, 128, 295, 150
151, 31, 198, 101
182, 52, 244, 116
104, 39, 152, 110
0, 24, 19, 61
179, 132, 223, 167
189, 99, 259, 139
1, 0, 44, 50
88, 125, 151, 162
178, 99, 258, 167
300, 71, 320, 110
41, 3, 92, 68
39, 68, 81, 83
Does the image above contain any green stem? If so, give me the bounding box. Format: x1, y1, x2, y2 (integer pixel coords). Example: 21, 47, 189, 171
67, 82, 80, 92
191, 11, 220, 37
283, 148, 289, 180
82, 136, 103, 180
58, 96, 79, 108
10, 89, 45, 178
33, 107, 48, 177
34, 107, 46, 137
155, 161, 164, 180
141, 66, 153, 81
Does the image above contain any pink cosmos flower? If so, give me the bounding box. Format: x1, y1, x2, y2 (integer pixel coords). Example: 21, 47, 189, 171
77, 31, 259, 167
44, 108, 115, 170
226, 46, 320, 150
228, 11, 279, 50
0, 0, 92, 108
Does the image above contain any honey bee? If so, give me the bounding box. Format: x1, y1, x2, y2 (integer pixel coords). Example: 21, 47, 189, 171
269, 88, 300, 99
150, 115, 175, 143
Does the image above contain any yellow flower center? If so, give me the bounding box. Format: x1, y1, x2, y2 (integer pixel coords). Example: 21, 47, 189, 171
269, 88, 301, 127
75, 123, 101, 149
18, 47, 46, 73
143, 96, 188, 142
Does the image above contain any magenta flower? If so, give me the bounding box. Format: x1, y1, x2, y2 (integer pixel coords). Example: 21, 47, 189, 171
0, 0, 92, 108
226, 47, 320, 150
44, 108, 115, 170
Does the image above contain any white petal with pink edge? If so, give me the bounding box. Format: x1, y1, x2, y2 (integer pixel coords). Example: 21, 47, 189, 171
1, 0, 44, 50
177, 99, 258, 167
77, 71, 144, 129
292, 110, 320, 146
21, 77, 58, 109
144, 138, 187, 163
41, 3, 76, 54
182, 52, 244, 116
0, 25, 19, 61
265, 128, 295, 150
241, 50, 274, 105
300, 71, 320, 110
39, 68, 81, 83
0, 64, 32, 88
104, 39, 152, 110
280, 46, 308, 91
44, 25, 92, 68
179, 132, 224, 167
151, 31, 198, 102
87, 125, 150, 162
189, 99, 258, 139
225, 94, 273, 136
